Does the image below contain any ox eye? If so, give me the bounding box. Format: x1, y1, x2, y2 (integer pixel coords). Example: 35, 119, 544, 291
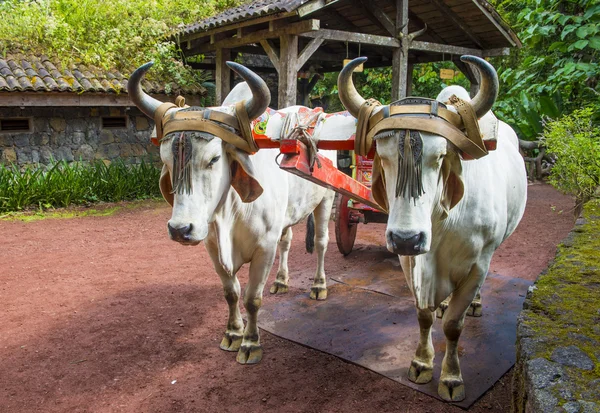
207, 155, 221, 168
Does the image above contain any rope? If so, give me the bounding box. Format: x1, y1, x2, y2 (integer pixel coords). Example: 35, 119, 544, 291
281, 111, 323, 171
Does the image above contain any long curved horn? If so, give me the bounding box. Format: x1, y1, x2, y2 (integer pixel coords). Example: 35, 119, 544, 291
128, 62, 164, 119
337, 57, 368, 117
225, 62, 270, 120
460, 55, 498, 118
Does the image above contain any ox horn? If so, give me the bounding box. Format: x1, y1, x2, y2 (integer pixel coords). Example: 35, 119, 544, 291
337, 57, 368, 118
460, 55, 499, 118
225, 61, 271, 120
127, 62, 164, 119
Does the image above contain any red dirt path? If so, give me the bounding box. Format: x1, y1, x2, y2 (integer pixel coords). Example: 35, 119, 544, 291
0, 183, 574, 413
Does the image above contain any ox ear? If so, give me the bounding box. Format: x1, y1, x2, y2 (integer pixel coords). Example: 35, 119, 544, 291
371, 154, 389, 213
159, 164, 174, 206
226, 146, 263, 203
440, 150, 464, 219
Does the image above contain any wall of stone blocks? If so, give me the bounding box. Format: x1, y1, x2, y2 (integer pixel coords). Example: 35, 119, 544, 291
0, 106, 159, 166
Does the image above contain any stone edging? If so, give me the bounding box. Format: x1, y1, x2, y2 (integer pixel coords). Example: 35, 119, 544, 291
512, 199, 600, 413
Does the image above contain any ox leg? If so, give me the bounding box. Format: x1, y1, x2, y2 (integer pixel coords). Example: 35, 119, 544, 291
438, 285, 480, 402
408, 308, 435, 384
217, 271, 244, 352
270, 227, 292, 295
237, 249, 276, 365
310, 192, 334, 300
467, 291, 482, 317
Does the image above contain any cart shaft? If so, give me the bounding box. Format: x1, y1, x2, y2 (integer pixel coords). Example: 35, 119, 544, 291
278, 140, 382, 211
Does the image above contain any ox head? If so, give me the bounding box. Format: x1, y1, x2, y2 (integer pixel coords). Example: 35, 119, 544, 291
128, 62, 270, 245
338, 56, 498, 256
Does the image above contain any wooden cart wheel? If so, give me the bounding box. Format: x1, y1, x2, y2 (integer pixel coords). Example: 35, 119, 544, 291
335, 194, 358, 256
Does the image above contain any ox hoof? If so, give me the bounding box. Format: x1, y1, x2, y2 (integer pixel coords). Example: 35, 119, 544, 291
436, 305, 448, 319
310, 286, 328, 300
408, 360, 433, 384
220, 332, 243, 352
467, 301, 482, 317
438, 378, 465, 402
270, 281, 289, 294
236, 344, 263, 365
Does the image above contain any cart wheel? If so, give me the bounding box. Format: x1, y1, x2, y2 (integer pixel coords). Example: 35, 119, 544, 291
335, 194, 358, 256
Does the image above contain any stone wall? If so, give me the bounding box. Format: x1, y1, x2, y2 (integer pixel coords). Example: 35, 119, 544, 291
0, 106, 158, 166
512, 200, 600, 413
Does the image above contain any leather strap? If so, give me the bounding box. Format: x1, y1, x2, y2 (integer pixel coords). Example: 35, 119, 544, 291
368, 104, 463, 130
154, 102, 177, 142
156, 100, 259, 154
367, 117, 488, 159
448, 95, 485, 156
355, 99, 382, 156
234, 100, 258, 153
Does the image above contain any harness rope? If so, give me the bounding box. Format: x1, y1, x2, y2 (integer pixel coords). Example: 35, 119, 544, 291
281, 111, 323, 171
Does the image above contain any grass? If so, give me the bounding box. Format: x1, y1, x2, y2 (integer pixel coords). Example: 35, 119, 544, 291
0, 159, 162, 213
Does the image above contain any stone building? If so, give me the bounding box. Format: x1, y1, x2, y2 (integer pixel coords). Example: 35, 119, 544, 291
0, 55, 205, 166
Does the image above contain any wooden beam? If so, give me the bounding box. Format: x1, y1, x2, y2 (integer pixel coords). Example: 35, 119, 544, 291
303, 28, 400, 47
0, 92, 203, 107
410, 40, 482, 56
193, 20, 320, 54
297, 0, 343, 18
260, 39, 280, 72
296, 36, 324, 71
357, 0, 396, 36
470, 0, 519, 47
179, 12, 295, 43
278, 34, 299, 108
483, 47, 510, 57
427, 0, 484, 49
215, 48, 231, 105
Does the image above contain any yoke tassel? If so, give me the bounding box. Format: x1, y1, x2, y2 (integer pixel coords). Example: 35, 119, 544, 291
171, 132, 193, 195
396, 129, 424, 202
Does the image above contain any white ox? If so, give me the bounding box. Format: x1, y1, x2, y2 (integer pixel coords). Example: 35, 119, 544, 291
128, 62, 335, 364
338, 56, 527, 401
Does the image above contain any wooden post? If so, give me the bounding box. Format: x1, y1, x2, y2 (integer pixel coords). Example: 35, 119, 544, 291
392, 0, 409, 100
406, 62, 414, 97
215, 48, 231, 105
278, 34, 299, 108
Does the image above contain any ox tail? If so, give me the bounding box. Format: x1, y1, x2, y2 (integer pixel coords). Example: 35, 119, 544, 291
305, 213, 315, 254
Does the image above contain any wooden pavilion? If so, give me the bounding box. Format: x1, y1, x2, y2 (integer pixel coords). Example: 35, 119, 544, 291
177, 0, 520, 108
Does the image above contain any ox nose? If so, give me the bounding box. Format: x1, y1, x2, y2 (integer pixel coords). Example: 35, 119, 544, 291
168, 223, 194, 242
387, 230, 426, 256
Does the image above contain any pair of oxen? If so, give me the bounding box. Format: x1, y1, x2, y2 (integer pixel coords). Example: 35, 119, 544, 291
127, 56, 527, 402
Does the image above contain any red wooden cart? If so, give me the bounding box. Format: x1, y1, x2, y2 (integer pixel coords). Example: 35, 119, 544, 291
334, 154, 387, 255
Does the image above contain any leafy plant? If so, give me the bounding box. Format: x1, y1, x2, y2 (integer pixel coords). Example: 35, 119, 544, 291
491, 0, 599, 140
0, 159, 162, 213
0, 0, 241, 86
310, 62, 469, 111
541, 107, 600, 202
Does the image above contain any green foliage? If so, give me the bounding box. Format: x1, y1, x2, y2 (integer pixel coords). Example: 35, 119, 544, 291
491, 0, 599, 140
311, 62, 469, 111
0, 0, 240, 85
541, 107, 600, 200
0, 159, 162, 213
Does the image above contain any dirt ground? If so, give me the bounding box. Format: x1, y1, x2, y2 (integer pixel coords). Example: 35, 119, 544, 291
0, 183, 574, 413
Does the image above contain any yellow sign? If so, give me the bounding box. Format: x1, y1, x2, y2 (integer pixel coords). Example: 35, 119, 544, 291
440, 69, 455, 79
343, 59, 363, 72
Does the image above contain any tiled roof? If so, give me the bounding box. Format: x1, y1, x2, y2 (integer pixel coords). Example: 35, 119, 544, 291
0, 54, 205, 95
182, 0, 309, 34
